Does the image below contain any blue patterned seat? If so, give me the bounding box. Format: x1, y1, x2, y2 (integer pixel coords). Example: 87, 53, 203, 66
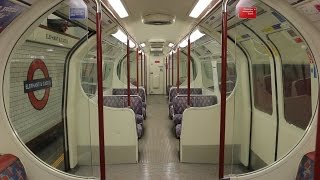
168, 88, 203, 119
112, 88, 147, 109
112, 88, 147, 119
103, 95, 145, 137
296, 151, 314, 180
0, 154, 27, 180
173, 95, 218, 138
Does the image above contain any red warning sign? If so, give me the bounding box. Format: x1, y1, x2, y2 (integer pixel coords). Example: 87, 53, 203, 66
238, 7, 257, 19
24, 59, 52, 110
155, 60, 160, 63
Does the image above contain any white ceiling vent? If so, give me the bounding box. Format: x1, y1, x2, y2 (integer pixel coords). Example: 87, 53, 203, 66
142, 13, 175, 25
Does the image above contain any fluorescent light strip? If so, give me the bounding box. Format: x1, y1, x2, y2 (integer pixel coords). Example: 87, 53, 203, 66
112, 29, 136, 48
179, 40, 188, 48
189, 0, 213, 18
168, 43, 174, 48
179, 29, 205, 48
140, 43, 146, 48
190, 29, 205, 42
108, 0, 129, 18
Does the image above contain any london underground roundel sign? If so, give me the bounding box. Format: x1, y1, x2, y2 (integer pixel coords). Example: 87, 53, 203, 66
24, 59, 52, 110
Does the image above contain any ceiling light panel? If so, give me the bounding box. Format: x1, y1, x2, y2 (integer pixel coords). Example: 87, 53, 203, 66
168, 43, 174, 48
112, 29, 136, 48
179, 29, 205, 48
108, 0, 129, 18
189, 0, 213, 18
140, 43, 146, 48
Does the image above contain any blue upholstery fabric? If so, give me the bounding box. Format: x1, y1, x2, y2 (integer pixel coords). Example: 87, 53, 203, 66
296, 152, 314, 180
172, 95, 218, 138
112, 88, 147, 106
175, 124, 182, 138
137, 123, 143, 139
103, 95, 145, 138
191, 95, 218, 107
103, 96, 126, 108
103, 95, 145, 122
135, 114, 144, 124
168, 88, 203, 118
0, 154, 27, 180
169, 106, 174, 119
142, 108, 146, 119
173, 114, 183, 125
168, 87, 203, 103
173, 96, 189, 115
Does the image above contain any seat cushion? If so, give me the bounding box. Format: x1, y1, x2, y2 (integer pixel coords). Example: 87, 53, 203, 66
142, 108, 147, 120
135, 114, 144, 124
173, 114, 183, 125
169, 105, 174, 120
175, 124, 182, 139
0, 154, 27, 180
137, 123, 144, 139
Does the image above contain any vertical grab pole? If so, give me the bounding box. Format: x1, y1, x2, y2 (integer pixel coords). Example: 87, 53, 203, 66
171, 52, 174, 87
127, 38, 131, 106
95, 1, 106, 179
166, 57, 168, 94
168, 55, 171, 87
315, 92, 320, 180
136, 48, 139, 94
219, 1, 228, 179
144, 54, 147, 93
141, 52, 143, 87
177, 48, 180, 94
187, 38, 191, 106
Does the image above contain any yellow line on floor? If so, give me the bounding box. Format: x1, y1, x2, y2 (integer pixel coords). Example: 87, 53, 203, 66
52, 154, 64, 168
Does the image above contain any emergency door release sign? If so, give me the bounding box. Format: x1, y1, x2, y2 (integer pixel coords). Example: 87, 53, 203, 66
238, 7, 257, 19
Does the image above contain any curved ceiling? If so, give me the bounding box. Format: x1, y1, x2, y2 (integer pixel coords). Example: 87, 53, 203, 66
117, 0, 199, 55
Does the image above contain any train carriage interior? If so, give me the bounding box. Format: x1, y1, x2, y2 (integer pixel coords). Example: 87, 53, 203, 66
0, 0, 320, 179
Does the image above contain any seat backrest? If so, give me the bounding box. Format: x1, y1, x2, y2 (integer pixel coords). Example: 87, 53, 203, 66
112, 88, 146, 102
169, 87, 202, 103
190, 95, 218, 107
172, 95, 189, 114
103, 95, 143, 115
128, 95, 143, 115
104, 95, 143, 115
103, 95, 126, 108
0, 154, 27, 180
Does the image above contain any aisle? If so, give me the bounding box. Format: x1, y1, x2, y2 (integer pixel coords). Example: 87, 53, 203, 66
138, 95, 179, 163
73, 95, 247, 179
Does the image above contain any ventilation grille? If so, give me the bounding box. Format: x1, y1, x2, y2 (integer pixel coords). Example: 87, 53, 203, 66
142, 13, 175, 25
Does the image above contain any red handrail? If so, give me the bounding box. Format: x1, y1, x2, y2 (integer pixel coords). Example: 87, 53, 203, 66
95, 5, 106, 180
172, 52, 174, 86
166, 57, 168, 92
219, 7, 228, 179
168, 55, 171, 86
144, 54, 147, 92
315, 91, 320, 180
177, 48, 180, 94
136, 48, 139, 94
141, 52, 143, 87
187, 38, 191, 106
127, 39, 131, 106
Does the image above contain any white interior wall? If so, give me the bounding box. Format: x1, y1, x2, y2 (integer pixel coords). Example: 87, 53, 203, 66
200, 26, 252, 166
67, 34, 138, 167
0, 0, 95, 179
230, 0, 320, 179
